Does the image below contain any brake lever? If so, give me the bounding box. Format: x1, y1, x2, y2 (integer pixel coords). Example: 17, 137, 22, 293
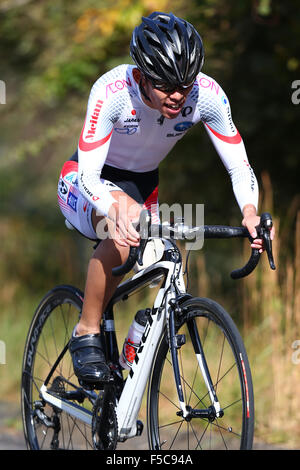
256, 212, 276, 270
230, 212, 275, 279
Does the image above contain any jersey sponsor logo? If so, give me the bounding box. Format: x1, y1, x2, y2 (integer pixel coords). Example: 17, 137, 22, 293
243, 160, 256, 192
226, 106, 235, 133
124, 108, 141, 125
58, 178, 68, 200
79, 99, 113, 152
85, 100, 103, 139
174, 121, 194, 132
115, 127, 137, 135
181, 106, 193, 117
79, 171, 100, 201
167, 121, 194, 137
67, 191, 78, 212
105, 77, 132, 98
115, 108, 141, 135
197, 76, 220, 95
64, 172, 77, 184
221, 94, 228, 105
79, 122, 113, 152
124, 117, 141, 123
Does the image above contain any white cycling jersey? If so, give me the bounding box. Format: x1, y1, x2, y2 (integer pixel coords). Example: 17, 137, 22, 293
78, 64, 258, 217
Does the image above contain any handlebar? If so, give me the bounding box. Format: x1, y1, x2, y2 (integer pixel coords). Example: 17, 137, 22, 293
111, 211, 276, 280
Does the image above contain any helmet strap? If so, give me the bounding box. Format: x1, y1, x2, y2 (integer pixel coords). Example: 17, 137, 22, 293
139, 81, 152, 102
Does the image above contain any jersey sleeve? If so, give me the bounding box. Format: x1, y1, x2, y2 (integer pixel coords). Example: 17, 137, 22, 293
198, 78, 259, 213
77, 79, 117, 217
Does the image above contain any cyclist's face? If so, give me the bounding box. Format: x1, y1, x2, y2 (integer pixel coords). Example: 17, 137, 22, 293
148, 82, 193, 119
134, 69, 193, 119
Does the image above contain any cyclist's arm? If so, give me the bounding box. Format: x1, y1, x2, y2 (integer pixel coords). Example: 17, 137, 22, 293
77, 79, 140, 245
198, 83, 273, 246
200, 84, 259, 215
77, 81, 116, 218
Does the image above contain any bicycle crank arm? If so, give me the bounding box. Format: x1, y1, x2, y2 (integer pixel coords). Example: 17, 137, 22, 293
40, 385, 93, 426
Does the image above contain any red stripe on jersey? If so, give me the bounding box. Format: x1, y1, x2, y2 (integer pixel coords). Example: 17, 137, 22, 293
204, 123, 242, 144
79, 118, 113, 152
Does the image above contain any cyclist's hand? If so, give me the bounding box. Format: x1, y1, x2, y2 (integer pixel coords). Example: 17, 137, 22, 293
242, 208, 275, 253
107, 202, 141, 248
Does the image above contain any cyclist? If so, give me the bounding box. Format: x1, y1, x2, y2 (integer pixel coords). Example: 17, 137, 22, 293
57, 11, 274, 385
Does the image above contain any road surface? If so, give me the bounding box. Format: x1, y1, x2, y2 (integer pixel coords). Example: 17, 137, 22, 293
0, 401, 294, 450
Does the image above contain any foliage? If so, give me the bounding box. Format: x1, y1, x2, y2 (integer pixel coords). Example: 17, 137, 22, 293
0, 0, 299, 445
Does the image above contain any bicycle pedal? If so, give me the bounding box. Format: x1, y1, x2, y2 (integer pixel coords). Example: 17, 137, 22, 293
79, 375, 114, 390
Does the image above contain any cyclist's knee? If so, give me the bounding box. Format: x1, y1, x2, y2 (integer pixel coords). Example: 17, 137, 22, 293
93, 237, 130, 264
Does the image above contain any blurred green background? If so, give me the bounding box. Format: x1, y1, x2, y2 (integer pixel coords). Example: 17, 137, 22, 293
0, 0, 299, 447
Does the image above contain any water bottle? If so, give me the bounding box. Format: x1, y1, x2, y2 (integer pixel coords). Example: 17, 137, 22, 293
119, 308, 151, 370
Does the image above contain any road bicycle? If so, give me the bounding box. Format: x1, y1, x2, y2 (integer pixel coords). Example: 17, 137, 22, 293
21, 210, 275, 450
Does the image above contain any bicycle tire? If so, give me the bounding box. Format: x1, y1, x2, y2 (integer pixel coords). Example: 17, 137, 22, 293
21, 285, 97, 450
147, 297, 254, 450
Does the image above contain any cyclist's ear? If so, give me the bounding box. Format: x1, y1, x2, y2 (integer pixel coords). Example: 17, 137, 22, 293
133, 68, 142, 84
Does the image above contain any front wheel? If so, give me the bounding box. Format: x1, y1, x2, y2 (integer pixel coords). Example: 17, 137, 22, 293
21, 285, 97, 450
147, 297, 254, 450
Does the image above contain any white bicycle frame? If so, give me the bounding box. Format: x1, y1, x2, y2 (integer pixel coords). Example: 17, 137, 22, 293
115, 239, 186, 440
39, 237, 221, 442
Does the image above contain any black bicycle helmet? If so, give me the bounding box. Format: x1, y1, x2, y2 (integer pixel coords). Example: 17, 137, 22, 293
130, 11, 204, 88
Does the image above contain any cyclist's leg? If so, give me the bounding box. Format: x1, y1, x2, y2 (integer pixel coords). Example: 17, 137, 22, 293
58, 160, 144, 383
57, 160, 157, 384
77, 192, 142, 337
58, 162, 158, 336
69, 192, 141, 384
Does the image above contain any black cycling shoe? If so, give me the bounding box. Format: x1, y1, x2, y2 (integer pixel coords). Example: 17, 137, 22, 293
69, 333, 111, 386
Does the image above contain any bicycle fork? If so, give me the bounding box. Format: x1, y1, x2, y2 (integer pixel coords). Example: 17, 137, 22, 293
168, 302, 224, 422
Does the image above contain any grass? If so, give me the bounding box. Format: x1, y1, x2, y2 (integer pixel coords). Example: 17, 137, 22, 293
0, 293, 43, 402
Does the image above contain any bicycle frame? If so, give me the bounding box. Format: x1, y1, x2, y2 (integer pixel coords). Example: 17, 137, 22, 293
38, 236, 224, 442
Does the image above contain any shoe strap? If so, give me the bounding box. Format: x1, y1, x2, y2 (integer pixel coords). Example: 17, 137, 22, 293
69, 334, 104, 354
